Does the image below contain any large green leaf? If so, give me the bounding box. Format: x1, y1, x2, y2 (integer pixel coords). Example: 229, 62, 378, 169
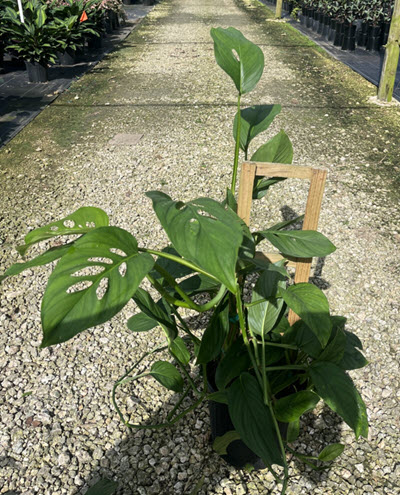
227, 373, 284, 466
215, 337, 250, 390
233, 104, 281, 152
0, 243, 72, 284
18, 207, 109, 256
150, 361, 183, 393
150, 246, 195, 285
41, 227, 154, 347
146, 192, 243, 293
274, 391, 320, 423
132, 288, 177, 342
317, 327, 346, 364
310, 362, 368, 439
339, 330, 368, 370
259, 230, 336, 258
279, 283, 332, 347
169, 336, 190, 366
85, 479, 118, 495
196, 297, 229, 364
213, 430, 241, 455
210, 27, 264, 95
127, 312, 157, 333
36, 5, 46, 28
283, 320, 322, 358
178, 273, 220, 296
248, 263, 287, 336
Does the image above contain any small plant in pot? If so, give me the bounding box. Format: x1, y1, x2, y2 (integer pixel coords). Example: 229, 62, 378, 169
1, 28, 369, 494
2, 0, 60, 82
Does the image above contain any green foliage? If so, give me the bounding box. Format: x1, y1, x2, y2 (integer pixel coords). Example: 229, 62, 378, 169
0, 25, 368, 495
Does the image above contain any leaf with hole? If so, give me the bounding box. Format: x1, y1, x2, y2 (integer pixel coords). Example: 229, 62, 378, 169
318, 443, 345, 462
150, 361, 183, 392
41, 227, 154, 347
279, 283, 332, 347
210, 27, 264, 94
146, 192, 243, 293
233, 104, 281, 152
227, 373, 284, 466
310, 362, 369, 439
18, 207, 109, 256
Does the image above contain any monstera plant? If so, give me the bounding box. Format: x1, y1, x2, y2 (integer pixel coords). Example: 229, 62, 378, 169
1, 28, 368, 494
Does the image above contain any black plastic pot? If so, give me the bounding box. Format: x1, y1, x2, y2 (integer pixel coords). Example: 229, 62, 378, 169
87, 34, 103, 50
366, 24, 381, 52
317, 12, 324, 34
299, 13, 306, 26
306, 9, 313, 29
357, 21, 368, 46
105, 13, 113, 33
312, 11, 319, 32
328, 20, 336, 42
25, 61, 48, 83
322, 15, 330, 38
59, 49, 76, 65
381, 21, 390, 46
341, 23, 356, 51
333, 21, 344, 47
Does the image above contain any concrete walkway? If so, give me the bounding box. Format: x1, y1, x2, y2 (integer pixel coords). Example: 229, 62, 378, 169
0, 0, 399, 494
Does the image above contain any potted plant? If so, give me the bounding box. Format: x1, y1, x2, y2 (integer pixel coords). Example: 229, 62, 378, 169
341, 1, 358, 51
365, 0, 384, 51
0, 28, 368, 494
2, 0, 60, 82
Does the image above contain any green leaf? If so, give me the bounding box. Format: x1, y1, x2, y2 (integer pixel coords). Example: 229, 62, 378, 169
18, 207, 109, 256
238, 218, 255, 260
177, 273, 220, 296
127, 312, 157, 332
150, 361, 183, 392
0, 243, 72, 284
274, 391, 320, 423
317, 327, 346, 364
41, 227, 154, 347
265, 214, 305, 232
227, 373, 284, 466
339, 331, 368, 370
215, 337, 250, 390
251, 129, 293, 163
36, 6, 46, 28
132, 288, 177, 342
85, 479, 118, 495
248, 263, 287, 336
170, 336, 190, 366
222, 188, 238, 213
213, 430, 241, 455
210, 27, 264, 94
208, 390, 228, 404
286, 419, 300, 443
318, 443, 345, 462
310, 362, 368, 439
146, 192, 243, 293
252, 177, 287, 200
196, 297, 229, 364
279, 283, 332, 347
151, 246, 194, 284
260, 230, 336, 258
283, 320, 322, 358
233, 104, 281, 152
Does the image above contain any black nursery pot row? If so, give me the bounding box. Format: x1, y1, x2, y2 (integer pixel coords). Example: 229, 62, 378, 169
298, 7, 391, 52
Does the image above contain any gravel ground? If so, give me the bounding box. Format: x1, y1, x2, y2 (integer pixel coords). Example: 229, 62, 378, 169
1, 0, 400, 494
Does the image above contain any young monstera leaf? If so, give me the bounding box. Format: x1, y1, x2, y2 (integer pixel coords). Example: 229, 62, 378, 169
210, 27, 264, 95
146, 192, 243, 293
233, 104, 282, 154
41, 227, 154, 347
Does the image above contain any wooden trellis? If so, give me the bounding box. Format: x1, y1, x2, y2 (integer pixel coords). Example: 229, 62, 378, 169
237, 161, 327, 326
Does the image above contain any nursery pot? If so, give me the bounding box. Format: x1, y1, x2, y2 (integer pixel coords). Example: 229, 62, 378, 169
381, 21, 390, 46
207, 364, 287, 470
357, 21, 368, 47
366, 24, 381, 52
322, 15, 330, 38
25, 61, 48, 83
59, 49, 76, 65
317, 12, 324, 34
341, 23, 356, 51
87, 34, 103, 50
122, 0, 133, 4
312, 11, 319, 32
333, 21, 344, 47
306, 9, 313, 29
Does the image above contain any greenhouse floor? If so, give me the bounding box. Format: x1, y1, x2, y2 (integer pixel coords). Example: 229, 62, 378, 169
0, 0, 399, 494
0, 4, 153, 148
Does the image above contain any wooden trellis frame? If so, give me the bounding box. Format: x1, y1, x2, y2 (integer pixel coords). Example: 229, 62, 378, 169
237, 161, 327, 326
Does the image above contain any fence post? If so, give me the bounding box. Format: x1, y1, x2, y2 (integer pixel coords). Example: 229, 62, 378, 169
378, 0, 400, 102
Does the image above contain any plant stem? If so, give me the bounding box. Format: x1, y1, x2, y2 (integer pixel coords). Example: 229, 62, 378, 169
153, 263, 199, 309
172, 308, 201, 346
231, 93, 242, 193
167, 386, 191, 421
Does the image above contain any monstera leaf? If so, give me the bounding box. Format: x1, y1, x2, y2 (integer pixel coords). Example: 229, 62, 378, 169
210, 27, 264, 95
146, 192, 243, 293
41, 227, 154, 347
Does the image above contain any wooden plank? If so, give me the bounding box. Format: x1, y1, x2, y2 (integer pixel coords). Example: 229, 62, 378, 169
248, 162, 314, 180
288, 168, 327, 325
237, 162, 256, 225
